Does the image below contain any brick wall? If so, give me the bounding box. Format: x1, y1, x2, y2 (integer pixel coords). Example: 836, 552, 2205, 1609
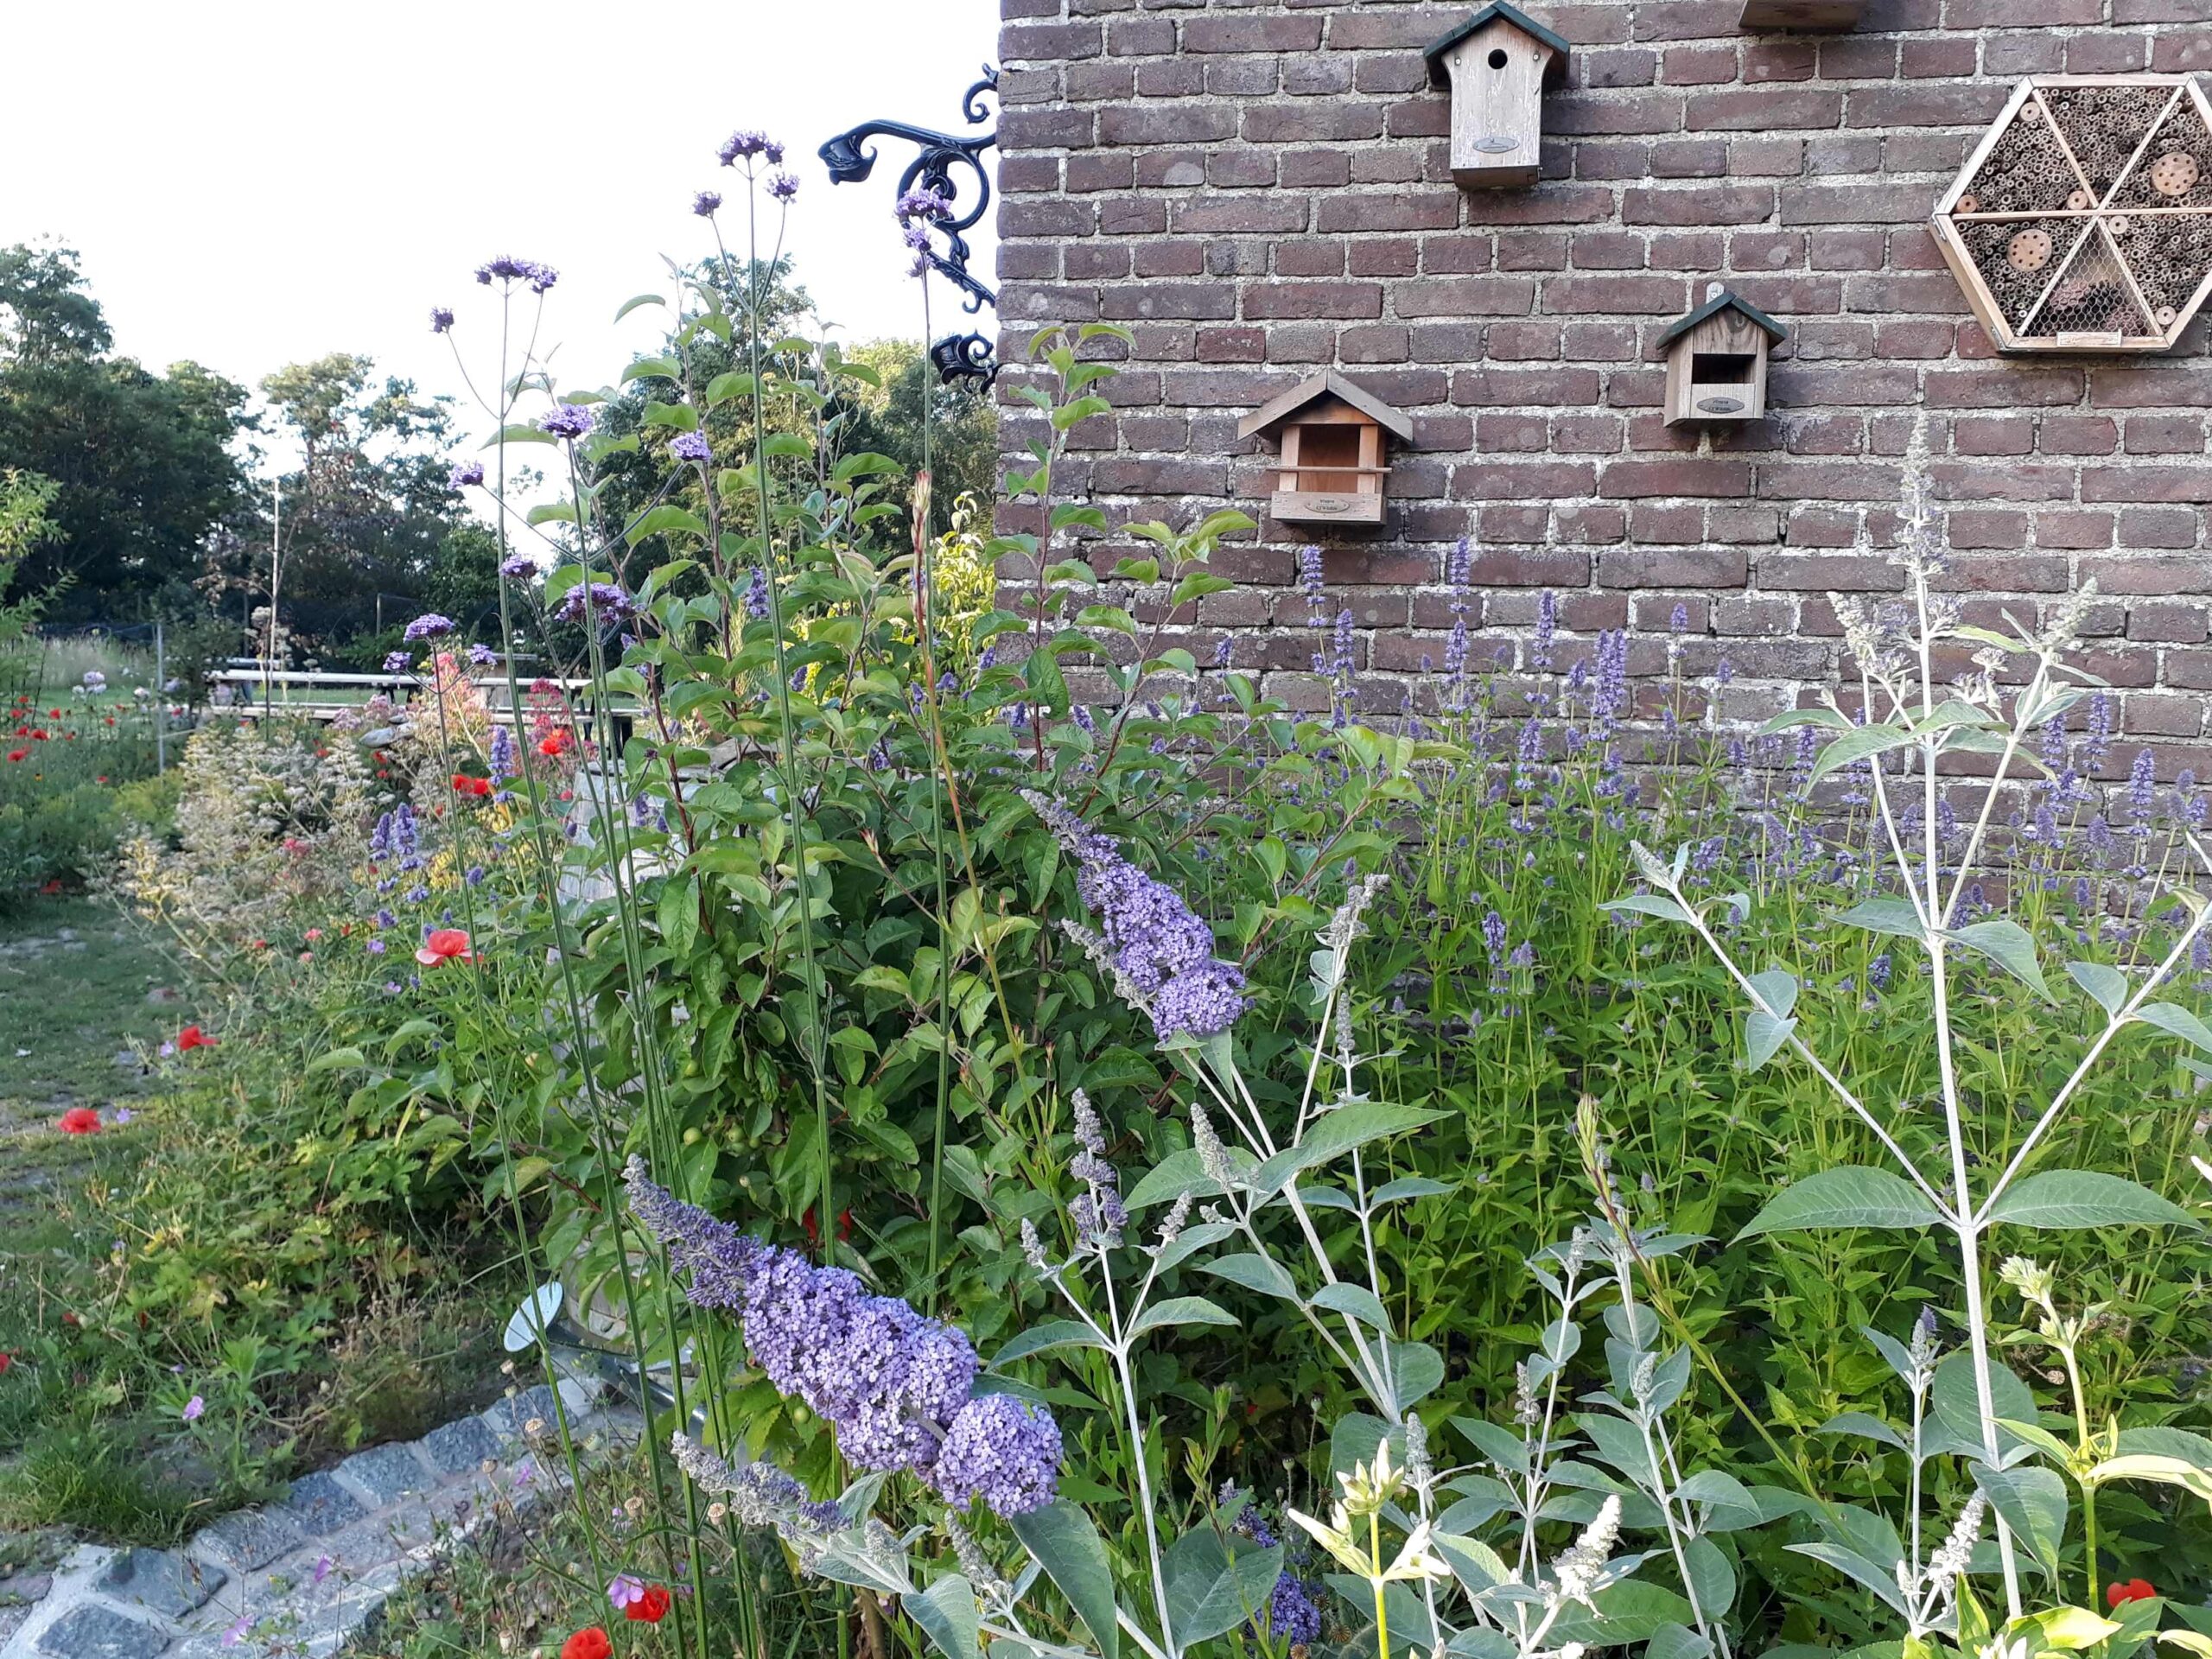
990, 0, 2212, 766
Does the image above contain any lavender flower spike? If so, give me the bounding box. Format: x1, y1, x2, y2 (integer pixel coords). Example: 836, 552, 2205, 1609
1021, 790, 1249, 1040
540, 404, 595, 442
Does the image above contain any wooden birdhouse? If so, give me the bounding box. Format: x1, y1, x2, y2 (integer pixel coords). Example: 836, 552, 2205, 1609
1236, 372, 1414, 530
1422, 3, 1570, 190
1660, 285, 1788, 427
1738, 0, 1861, 30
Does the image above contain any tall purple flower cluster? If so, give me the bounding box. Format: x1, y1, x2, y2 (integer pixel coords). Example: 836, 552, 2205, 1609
429, 306, 454, 334
369, 804, 421, 871
554, 582, 635, 627
1023, 791, 1248, 1040
624, 1160, 1061, 1516
719, 131, 784, 166
670, 430, 712, 463
476, 256, 558, 294
449, 460, 485, 489
540, 404, 595, 441
403, 613, 456, 643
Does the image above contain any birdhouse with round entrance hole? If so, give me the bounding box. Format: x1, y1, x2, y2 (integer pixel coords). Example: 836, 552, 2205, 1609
1423, 3, 1571, 190
1660, 284, 1788, 427
1237, 372, 1414, 531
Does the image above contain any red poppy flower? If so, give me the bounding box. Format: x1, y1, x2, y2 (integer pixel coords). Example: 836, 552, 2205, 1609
416, 927, 475, 967
29, 729, 47, 741
802, 1206, 855, 1243
2108, 1579, 2157, 1607
6, 750, 24, 763
563, 1630, 613, 1659
538, 732, 571, 757
40, 879, 61, 894
177, 1027, 215, 1052
0, 1351, 12, 1375
58, 1108, 101, 1135
625, 1587, 671, 1625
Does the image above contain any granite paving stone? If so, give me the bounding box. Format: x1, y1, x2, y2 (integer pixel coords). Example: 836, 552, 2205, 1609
418, 1416, 499, 1476
92, 1552, 225, 1621
192, 1510, 304, 1573
277, 1473, 363, 1537
334, 1444, 429, 1508
33, 1605, 168, 1659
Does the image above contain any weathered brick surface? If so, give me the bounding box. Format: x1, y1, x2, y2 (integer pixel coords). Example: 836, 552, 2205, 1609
994, 0, 2212, 740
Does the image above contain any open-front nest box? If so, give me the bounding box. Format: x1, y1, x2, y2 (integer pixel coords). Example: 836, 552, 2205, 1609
1660, 285, 1788, 427
1237, 372, 1414, 530
1423, 3, 1570, 190
1932, 75, 2212, 353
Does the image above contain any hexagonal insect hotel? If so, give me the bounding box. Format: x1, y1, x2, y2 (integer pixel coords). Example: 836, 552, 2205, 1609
1933, 74, 2212, 353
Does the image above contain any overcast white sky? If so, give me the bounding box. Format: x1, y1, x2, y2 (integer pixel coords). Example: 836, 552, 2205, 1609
3, 0, 997, 468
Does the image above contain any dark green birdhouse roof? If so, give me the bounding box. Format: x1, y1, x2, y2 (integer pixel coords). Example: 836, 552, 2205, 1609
1423, 3, 1573, 87
1657, 288, 1789, 347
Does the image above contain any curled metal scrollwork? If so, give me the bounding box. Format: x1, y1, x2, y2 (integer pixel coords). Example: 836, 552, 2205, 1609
819, 64, 1001, 388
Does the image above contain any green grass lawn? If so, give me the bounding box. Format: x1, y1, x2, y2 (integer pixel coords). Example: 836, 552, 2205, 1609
0, 896, 183, 1118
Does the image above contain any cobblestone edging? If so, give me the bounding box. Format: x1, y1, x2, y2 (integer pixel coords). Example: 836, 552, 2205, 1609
0, 1373, 639, 1659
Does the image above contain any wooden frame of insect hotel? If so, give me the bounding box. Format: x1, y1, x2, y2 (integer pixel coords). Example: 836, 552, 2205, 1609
1238, 372, 1414, 531
1660, 285, 1789, 427
1932, 74, 2212, 353
1422, 2, 1571, 191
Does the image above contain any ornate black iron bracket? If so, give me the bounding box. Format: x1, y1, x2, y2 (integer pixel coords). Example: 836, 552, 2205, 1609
819, 65, 1000, 389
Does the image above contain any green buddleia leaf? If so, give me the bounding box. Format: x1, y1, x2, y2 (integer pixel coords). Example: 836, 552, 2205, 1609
1737, 1167, 1943, 1240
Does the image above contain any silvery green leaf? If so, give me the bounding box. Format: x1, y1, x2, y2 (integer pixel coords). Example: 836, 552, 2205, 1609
1747, 968, 1800, 1020
1547, 1581, 1699, 1647
1373, 1176, 1453, 1203
1125, 1144, 1255, 1211
1148, 1219, 1236, 1275
1439, 1481, 1517, 1535
907, 1573, 982, 1659
2068, 960, 2131, 1017
1389, 1338, 1446, 1410
990, 1321, 1109, 1370
1201, 1251, 1300, 1300
1163, 1527, 1283, 1649
1785, 1543, 1910, 1616
1810, 723, 1913, 785
1645, 1623, 1713, 1659
1815, 1411, 1907, 1451
1671, 841, 1689, 881
1128, 1296, 1238, 1339
812, 1530, 917, 1598
1985, 1169, 2196, 1231
1311, 1281, 1395, 1334
1835, 897, 1925, 940
2134, 1001, 2212, 1052
1756, 706, 1856, 736
1810, 1502, 1904, 1569
1451, 1417, 1531, 1476
1972, 1463, 2068, 1586
1298, 1185, 1360, 1211
1009, 1503, 1119, 1659
1928, 1352, 2036, 1462
1432, 1532, 1512, 1597
1736, 1167, 1943, 1239
1330, 1413, 1401, 1479
1915, 698, 1997, 735
1447, 1630, 1521, 1659
1953, 625, 2025, 653
1942, 918, 2051, 1001
1745, 1009, 1797, 1072
1601, 894, 1694, 925
1249, 1104, 1448, 1199
1675, 1468, 1762, 1526
1682, 1538, 1735, 1622
1630, 840, 1672, 887
1859, 1325, 1919, 1388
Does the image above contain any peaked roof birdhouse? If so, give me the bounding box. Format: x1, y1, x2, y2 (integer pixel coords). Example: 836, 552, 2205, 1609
1933, 74, 2212, 353
1237, 372, 1414, 531
1660, 285, 1788, 427
1423, 3, 1570, 190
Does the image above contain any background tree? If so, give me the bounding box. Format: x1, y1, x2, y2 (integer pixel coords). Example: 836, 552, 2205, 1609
253, 354, 472, 658
0, 244, 251, 622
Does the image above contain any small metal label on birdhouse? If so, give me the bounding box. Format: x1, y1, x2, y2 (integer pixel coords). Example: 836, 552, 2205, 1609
1696, 396, 1745, 415
1472, 135, 1518, 153
1306, 497, 1356, 514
